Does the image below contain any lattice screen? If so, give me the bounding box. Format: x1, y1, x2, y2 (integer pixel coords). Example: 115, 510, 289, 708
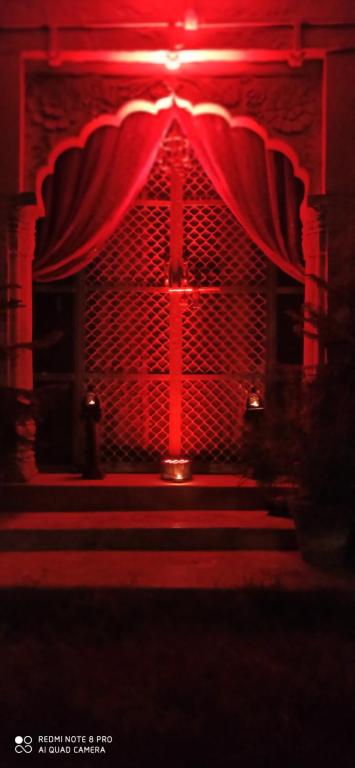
83, 127, 268, 468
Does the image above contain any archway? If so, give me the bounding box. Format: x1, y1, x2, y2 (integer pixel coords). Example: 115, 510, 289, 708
33, 95, 308, 282
31, 103, 308, 472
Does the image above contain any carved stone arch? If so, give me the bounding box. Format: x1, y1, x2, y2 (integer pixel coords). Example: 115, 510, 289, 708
33, 93, 310, 225
33, 96, 175, 218
174, 96, 310, 204
32, 93, 321, 377
25, 64, 322, 193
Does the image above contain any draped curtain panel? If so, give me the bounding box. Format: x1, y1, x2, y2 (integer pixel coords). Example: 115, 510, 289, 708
177, 109, 304, 282
34, 106, 304, 283
34, 109, 171, 281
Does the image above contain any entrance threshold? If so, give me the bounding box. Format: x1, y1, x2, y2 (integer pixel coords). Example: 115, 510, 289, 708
24, 473, 257, 487
0, 474, 295, 513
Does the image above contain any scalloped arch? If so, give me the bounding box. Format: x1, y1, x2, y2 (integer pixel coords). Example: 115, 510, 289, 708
35, 93, 309, 220
174, 96, 309, 210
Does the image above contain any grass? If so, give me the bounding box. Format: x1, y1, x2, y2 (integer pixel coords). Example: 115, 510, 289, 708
1, 588, 355, 767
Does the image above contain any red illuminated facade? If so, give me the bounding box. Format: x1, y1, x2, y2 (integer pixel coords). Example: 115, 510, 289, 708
1, 1, 355, 480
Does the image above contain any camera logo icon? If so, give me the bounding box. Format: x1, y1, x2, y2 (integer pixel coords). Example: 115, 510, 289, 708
15, 736, 33, 754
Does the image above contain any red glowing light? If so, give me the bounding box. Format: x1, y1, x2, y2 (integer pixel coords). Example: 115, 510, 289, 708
168, 287, 193, 294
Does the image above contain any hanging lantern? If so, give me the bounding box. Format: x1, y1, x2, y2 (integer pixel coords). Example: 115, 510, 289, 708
245, 385, 264, 421
246, 386, 264, 411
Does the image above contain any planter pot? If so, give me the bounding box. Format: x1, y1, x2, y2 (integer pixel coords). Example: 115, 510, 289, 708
257, 478, 296, 518
289, 498, 352, 568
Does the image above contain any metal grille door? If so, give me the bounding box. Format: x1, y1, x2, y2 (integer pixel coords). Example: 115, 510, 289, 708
83, 127, 268, 470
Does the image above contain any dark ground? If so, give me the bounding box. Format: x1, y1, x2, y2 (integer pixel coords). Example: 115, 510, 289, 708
1, 587, 355, 768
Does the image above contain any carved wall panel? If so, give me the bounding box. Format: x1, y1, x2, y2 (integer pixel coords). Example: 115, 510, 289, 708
25, 62, 322, 191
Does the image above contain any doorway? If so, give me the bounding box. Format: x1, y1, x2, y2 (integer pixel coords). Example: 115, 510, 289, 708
81, 125, 270, 471
33, 124, 303, 472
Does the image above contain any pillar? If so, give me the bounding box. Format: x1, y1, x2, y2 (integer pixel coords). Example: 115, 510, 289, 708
1, 192, 38, 482
325, 51, 355, 328
301, 195, 328, 376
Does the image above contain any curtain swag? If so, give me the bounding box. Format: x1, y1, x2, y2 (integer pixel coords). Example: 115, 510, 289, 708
34, 105, 305, 283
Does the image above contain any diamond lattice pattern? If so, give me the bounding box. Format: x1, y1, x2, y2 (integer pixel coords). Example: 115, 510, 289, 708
83, 127, 268, 466
182, 376, 264, 463
86, 206, 169, 286
84, 291, 169, 374
97, 379, 169, 464
182, 294, 266, 375
184, 206, 267, 287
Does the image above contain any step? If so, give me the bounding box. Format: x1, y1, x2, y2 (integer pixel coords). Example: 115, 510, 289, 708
0, 550, 353, 590
0, 510, 297, 551
0, 474, 295, 512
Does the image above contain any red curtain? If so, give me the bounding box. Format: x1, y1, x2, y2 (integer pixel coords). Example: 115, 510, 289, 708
34, 109, 171, 281
177, 109, 304, 282
34, 106, 304, 283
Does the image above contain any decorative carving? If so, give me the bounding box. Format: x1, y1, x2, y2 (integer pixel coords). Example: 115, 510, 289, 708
26, 75, 170, 185
174, 76, 244, 108
244, 80, 316, 134
25, 64, 322, 190
176, 74, 319, 135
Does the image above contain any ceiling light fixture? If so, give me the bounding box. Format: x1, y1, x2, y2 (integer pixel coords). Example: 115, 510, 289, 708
165, 50, 182, 70
183, 9, 199, 31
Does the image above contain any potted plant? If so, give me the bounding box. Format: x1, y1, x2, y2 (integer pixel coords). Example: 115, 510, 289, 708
241, 374, 302, 516
290, 258, 355, 567
242, 254, 355, 567
0, 284, 63, 481
291, 365, 355, 567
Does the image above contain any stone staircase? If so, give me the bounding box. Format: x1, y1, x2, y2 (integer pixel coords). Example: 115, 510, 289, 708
0, 474, 301, 588
0, 509, 297, 552
0, 473, 294, 512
